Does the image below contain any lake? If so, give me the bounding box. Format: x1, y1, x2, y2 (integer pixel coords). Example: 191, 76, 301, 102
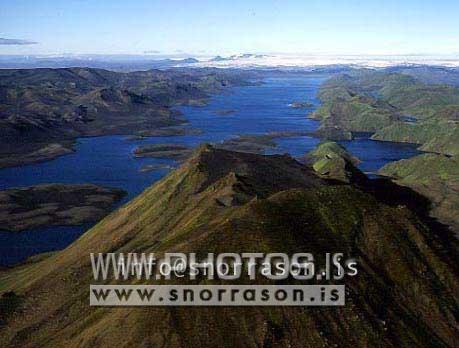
0, 76, 420, 266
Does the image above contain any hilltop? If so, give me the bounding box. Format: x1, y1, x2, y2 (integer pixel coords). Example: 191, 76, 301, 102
1, 145, 458, 347
303, 141, 366, 184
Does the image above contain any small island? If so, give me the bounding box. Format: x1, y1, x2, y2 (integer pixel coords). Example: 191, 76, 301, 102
0, 183, 126, 232
288, 101, 314, 108
136, 127, 203, 137
139, 163, 175, 173
215, 134, 277, 154
133, 144, 193, 160
214, 109, 236, 116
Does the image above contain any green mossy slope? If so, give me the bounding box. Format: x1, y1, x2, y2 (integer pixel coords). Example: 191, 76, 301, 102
379, 153, 459, 232
314, 71, 459, 155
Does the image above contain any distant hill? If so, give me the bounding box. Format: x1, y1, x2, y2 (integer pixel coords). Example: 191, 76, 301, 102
0, 56, 201, 71
312, 70, 459, 155
380, 153, 459, 232
311, 69, 459, 233
387, 65, 459, 87
0, 67, 252, 167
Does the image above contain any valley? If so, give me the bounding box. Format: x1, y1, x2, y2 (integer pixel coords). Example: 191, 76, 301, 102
0, 66, 458, 347
0, 74, 423, 266
0, 67, 253, 167
3, 2, 458, 347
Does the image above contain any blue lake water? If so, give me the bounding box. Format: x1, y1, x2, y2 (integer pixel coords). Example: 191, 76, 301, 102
0, 76, 420, 266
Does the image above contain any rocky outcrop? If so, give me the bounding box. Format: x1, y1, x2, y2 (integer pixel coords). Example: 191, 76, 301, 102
304, 141, 366, 183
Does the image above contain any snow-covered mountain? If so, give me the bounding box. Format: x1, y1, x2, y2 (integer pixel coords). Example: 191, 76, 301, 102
183, 53, 459, 69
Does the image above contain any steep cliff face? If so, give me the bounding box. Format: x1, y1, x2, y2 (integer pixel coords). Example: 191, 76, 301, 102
1, 146, 458, 347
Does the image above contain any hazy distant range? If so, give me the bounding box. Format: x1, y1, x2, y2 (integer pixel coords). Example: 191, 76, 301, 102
1, 53, 459, 71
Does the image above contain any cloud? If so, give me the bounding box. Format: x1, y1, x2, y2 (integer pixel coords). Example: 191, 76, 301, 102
0, 38, 38, 45
143, 50, 161, 54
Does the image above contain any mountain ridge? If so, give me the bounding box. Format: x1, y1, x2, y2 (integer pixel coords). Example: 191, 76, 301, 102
1, 145, 458, 347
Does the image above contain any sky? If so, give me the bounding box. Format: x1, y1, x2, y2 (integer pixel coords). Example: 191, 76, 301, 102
1, 0, 459, 56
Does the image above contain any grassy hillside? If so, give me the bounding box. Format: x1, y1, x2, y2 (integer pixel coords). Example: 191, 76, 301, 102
387, 66, 459, 86
1, 145, 458, 347
372, 119, 459, 155
311, 95, 397, 134
303, 141, 366, 183
313, 70, 459, 155
379, 153, 459, 232
314, 70, 459, 235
